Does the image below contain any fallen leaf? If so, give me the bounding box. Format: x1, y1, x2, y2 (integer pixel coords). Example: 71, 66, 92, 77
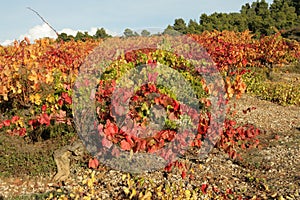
88, 158, 99, 169
120, 140, 132, 151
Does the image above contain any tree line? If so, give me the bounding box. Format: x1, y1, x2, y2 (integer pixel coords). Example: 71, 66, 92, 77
57, 28, 112, 42
57, 28, 152, 41
58, 0, 300, 42
164, 0, 300, 38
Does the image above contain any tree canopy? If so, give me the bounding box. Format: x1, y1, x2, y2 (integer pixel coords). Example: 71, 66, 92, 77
140, 29, 151, 37
123, 28, 139, 37
57, 28, 112, 42
164, 0, 300, 37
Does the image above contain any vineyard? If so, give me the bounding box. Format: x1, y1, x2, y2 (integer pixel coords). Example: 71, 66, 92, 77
0, 31, 300, 199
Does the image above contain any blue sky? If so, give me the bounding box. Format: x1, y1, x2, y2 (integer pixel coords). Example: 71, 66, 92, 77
1, 0, 273, 45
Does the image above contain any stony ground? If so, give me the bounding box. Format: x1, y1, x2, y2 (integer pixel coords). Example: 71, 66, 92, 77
0, 94, 299, 199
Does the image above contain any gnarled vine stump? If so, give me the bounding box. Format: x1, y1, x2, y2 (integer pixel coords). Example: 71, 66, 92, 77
52, 141, 86, 182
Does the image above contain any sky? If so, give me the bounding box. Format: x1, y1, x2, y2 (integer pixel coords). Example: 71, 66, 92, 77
1, 0, 274, 45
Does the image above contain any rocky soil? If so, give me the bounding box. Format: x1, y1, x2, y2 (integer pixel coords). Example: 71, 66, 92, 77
0, 94, 299, 199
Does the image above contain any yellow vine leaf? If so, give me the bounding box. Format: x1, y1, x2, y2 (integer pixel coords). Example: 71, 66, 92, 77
30, 54, 37, 60
122, 174, 127, 181
0, 86, 8, 101
30, 83, 38, 90
140, 191, 152, 200
16, 118, 25, 127
185, 189, 191, 199
45, 73, 54, 84
28, 71, 38, 82
129, 188, 137, 199
3, 94, 8, 101
12, 64, 19, 72
3, 67, 11, 77
87, 178, 93, 189
10, 86, 17, 94
16, 81, 22, 94
123, 187, 130, 195
46, 94, 55, 104
61, 73, 68, 82
29, 93, 42, 105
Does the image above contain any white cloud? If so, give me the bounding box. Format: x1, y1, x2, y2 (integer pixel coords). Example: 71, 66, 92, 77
0, 24, 120, 46
1, 39, 14, 46
59, 27, 120, 37
0, 23, 165, 46
20, 23, 57, 42
59, 28, 78, 36
0, 23, 56, 46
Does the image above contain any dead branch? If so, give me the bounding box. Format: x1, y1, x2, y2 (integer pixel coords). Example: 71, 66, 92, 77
27, 7, 59, 37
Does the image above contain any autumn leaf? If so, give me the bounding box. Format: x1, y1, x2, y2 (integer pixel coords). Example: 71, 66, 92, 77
102, 137, 113, 148
164, 163, 173, 172
18, 128, 26, 137
45, 73, 54, 84
11, 116, 20, 123
201, 183, 208, 194
242, 58, 248, 66
53, 110, 67, 123
38, 113, 51, 126
181, 170, 187, 179
120, 140, 132, 151
24, 36, 30, 44
42, 104, 47, 112
104, 119, 118, 136
28, 119, 37, 126
29, 93, 42, 105
168, 112, 177, 120
57, 99, 64, 107
46, 94, 55, 104
28, 70, 38, 82
62, 92, 72, 104
3, 119, 11, 127
229, 150, 238, 159
134, 139, 147, 152
88, 158, 99, 169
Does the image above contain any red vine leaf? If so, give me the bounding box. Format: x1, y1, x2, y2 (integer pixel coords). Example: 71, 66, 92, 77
201, 183, 208, 194
38, 113, 51, 126
88, 158, 99, 169
120, 140, 132, 151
